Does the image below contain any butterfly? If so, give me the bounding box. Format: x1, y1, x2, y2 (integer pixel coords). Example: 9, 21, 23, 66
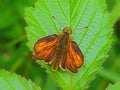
34, 26, 84, 73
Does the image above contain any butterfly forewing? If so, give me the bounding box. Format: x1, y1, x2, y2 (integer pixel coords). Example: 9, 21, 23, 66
63, 41, 84, 73
34, 34, 58, 63
71, 42, 84, 68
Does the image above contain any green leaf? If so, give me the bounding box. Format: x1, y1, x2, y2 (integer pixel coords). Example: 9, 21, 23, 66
0, 70, 41, 90
106, 82, 120, 90
25, 0, 114, 90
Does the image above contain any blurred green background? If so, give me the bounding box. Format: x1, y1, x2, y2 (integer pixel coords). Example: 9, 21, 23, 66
0, 0, 120, 90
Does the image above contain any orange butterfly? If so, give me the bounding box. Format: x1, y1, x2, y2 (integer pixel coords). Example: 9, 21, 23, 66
34, 26, 84, 73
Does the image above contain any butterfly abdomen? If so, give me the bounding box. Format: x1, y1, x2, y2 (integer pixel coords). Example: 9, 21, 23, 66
52, 60, 59, 71
51, 48, 64, 70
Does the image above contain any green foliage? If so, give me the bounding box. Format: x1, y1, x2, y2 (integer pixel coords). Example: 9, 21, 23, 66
0, 0, 48, 89
25, 0, 114, 90
106, 82, 120, 90
0, 0, 120, 90
88, 0, 120, 89
99, 69, 120, 82
0, 0, 34, 29
0, 70, 41, 90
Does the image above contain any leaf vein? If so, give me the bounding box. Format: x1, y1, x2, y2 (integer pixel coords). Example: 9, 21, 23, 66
57, 0, 69, 22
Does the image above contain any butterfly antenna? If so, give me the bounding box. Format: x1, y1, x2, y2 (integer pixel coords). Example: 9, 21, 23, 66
52, 16, 64, 27
74, 26, 88, 30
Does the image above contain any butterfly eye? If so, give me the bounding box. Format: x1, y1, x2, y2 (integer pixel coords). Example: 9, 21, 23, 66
62, 28, 65, 32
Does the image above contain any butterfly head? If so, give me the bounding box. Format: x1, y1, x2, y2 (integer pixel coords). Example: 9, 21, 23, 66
63, 26, 72, 34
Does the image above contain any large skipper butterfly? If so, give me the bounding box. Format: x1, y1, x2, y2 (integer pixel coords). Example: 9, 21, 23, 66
34, 26, 84, 73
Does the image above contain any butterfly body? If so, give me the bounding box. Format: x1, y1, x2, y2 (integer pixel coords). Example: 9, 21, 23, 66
51, 27, 71, 70
34, 26, 84, 73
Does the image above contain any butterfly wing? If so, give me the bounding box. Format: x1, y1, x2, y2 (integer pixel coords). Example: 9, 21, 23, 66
34, 34, 58, 63
61, 41, 84, 73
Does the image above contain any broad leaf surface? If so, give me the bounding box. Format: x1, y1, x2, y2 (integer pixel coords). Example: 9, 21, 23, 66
25, 0, 113, 90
